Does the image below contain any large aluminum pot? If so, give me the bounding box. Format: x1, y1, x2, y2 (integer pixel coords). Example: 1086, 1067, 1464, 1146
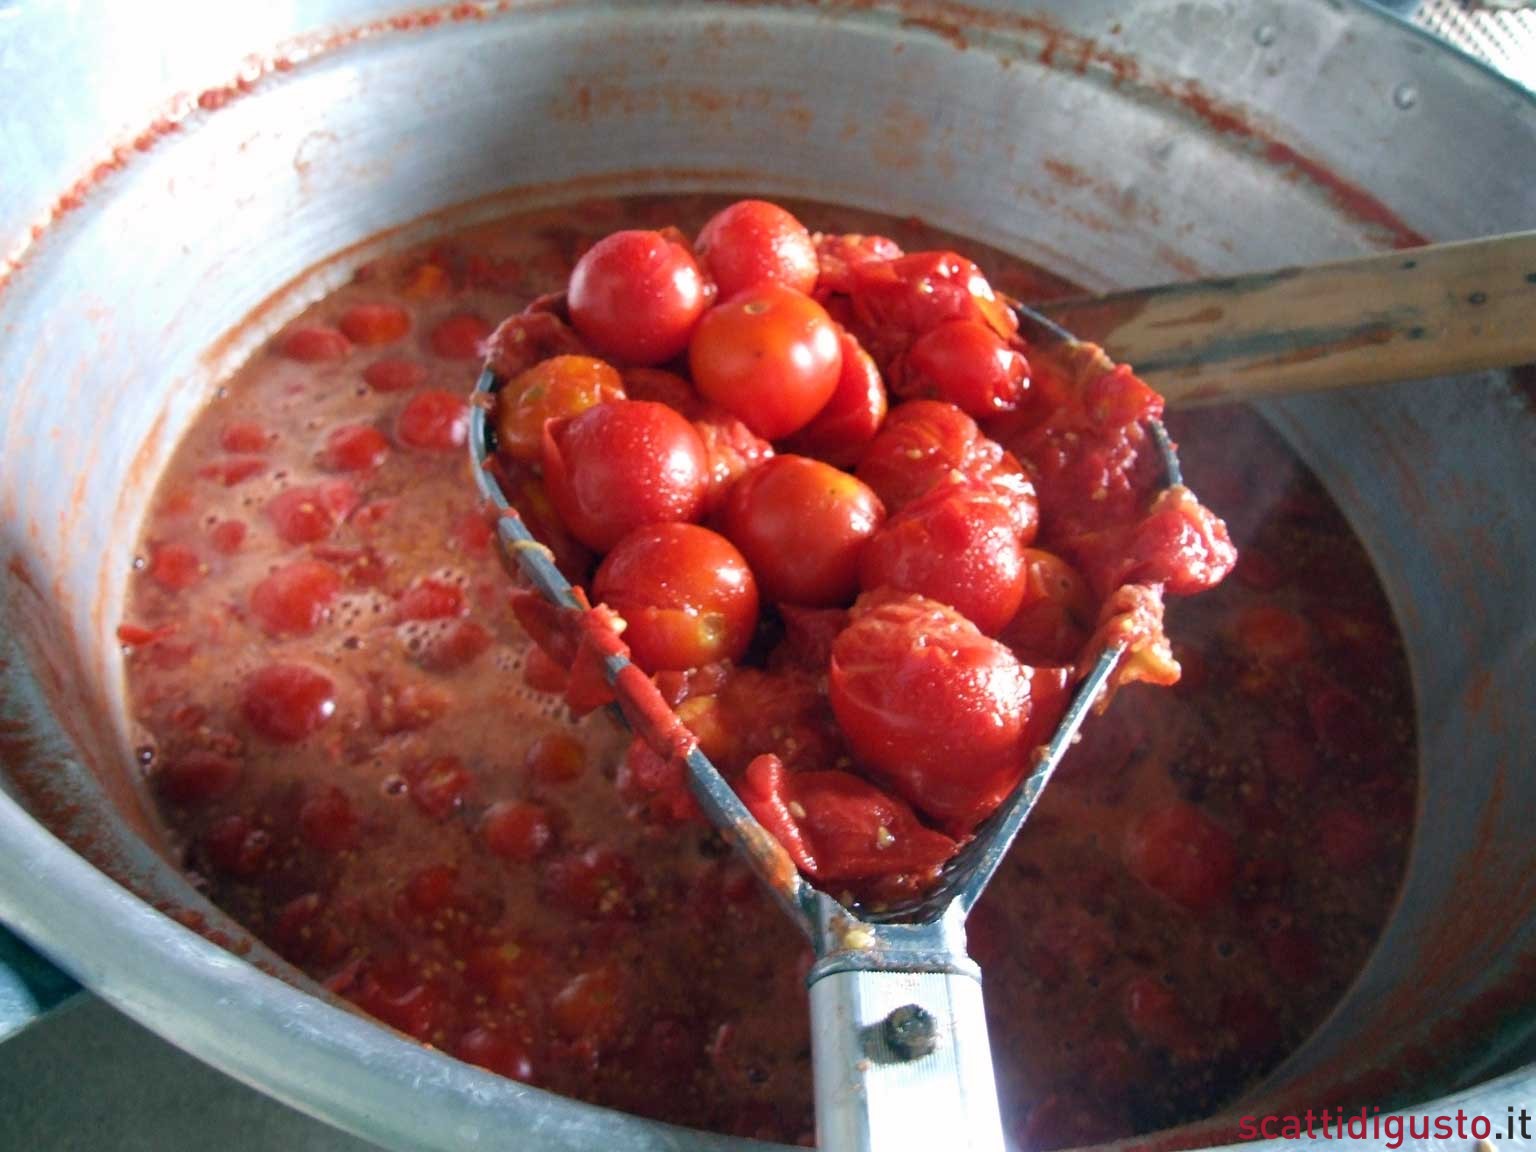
1, 2, 1533, 1149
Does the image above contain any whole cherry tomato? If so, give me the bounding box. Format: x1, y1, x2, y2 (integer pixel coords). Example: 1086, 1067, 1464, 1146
567, 230, 706, 366
338, 303, 411, 346
899, 320, 1029, 417
855, 399, 1038, 541
495, 354, 626, 462
541, 400, 707, 552
396, 390, 469, 452
1123, 802, 1237, 915
692, 406, 774, 513
689, 283, 842, 440
694, 199, 819, 299
783, 329, 887, 467
593, 523, 759, 673
719, 454, 884, 607
320, 424, 390, 473
858, 480, 1027, 635
828, 591, 1032, 832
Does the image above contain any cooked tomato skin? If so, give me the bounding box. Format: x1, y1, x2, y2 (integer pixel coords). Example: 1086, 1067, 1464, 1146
396, 390, 469, 452
855, 399, 1038, 541
250, 559, 342, 636
998, 549, 1096, 663
782, 329, 888, 467
694, 199, 819, 299
592, 523, 759, 673
718, 454, 884, 608
688, 283, 843, 441
541, 400, 708, 552
858, 480, 1027, 636
899, 320, 1029, 417
495, 355, 626, 462
828, 592, 1035, 832
567, 230, 706, 366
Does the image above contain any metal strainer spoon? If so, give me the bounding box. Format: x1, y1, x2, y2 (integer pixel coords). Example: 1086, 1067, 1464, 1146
467, 300, 1182, 1152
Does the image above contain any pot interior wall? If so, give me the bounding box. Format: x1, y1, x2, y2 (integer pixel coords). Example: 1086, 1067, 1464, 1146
2, 2, 1534, 1148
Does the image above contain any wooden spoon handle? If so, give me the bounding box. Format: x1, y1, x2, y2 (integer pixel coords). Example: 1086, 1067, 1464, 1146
1036, 231, 1536, 408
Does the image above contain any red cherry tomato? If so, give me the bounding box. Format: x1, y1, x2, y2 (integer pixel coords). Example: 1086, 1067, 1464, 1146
719, 454, 884, 607
405, 755, 473, 820
539, 846, 641, 921
481, 800, 557, 862
592, 523, 759, 673
320, 424, 390, 472
204, 815, 271, 877
219, 423, 272, 453
900, 320, 1029, 417
265, 482, 359, 546
396, 577, 467, 622
278, 326, 351, 363
338, 303, 411, 346
550, 967, 630, 1045
828, 592, 1032, 831
689, 283, 842, 440
849, 250, 1017, 343
155, 751, 242, 806
241, 663, 337, 743
485, 310, 589, 380
455, 1027, 535, 1082
783, 329, 888, 467
997, 549, 1094, 662
692, 407, 774, 513
855, 400, 1038, 540
522, 733, 585, 786
299, 786, 361, 852
859, 481, 1027, 635
250, 559, 342, 636
363, 357, 427, 393
208, 520, 248, 554
1123, 802, 1237, 914
695, 199, 819, 299
148, 543, 205, 591
620, 367, 705, 418
428, 312, 493, 361
541, 400, 707, 552
367, 676, 451, 734
567, 230, 706, 366
396, 390, 469, 452
495, 355, 625, 462
739, 756, 956, 884
812, 232, 904, 296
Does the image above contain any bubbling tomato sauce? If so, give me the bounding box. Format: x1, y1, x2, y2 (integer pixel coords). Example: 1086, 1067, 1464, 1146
121, 195, 1416, 1147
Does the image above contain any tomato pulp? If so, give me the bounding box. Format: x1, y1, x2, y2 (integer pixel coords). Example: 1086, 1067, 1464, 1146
122, 196, 1416, 1147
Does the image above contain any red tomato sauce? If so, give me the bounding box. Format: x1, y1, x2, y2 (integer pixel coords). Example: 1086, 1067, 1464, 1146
121, 196, 1416, 1147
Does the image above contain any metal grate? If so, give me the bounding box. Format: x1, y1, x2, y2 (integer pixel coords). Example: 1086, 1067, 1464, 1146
1411, 0, 1536, 91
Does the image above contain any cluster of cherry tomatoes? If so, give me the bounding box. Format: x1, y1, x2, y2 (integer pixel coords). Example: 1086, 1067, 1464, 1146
487, 200, 1232, 899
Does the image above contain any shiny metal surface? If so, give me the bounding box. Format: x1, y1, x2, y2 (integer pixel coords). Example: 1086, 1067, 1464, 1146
811, 970, 1004, 1151
1, 3, 1534, 1150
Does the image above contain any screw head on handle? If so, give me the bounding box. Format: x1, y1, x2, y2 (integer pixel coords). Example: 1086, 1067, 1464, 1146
881, 1004, 939, 1060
